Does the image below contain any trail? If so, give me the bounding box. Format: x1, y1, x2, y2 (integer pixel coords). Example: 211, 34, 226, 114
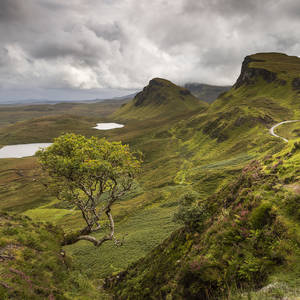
269, 120, 300, 142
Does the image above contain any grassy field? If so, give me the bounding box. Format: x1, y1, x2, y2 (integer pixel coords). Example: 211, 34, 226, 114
0, 99, 130, 128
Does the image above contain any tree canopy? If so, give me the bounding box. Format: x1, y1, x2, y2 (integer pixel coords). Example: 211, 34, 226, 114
36, 133, 142, 246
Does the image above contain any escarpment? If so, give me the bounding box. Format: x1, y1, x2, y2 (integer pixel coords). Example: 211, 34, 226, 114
234, 56, 278, 89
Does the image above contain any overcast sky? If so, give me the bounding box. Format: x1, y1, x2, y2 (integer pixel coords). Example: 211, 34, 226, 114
1, 0, 300, 102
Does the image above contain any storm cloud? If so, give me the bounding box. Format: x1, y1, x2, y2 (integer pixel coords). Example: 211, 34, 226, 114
1, 0, 300, 101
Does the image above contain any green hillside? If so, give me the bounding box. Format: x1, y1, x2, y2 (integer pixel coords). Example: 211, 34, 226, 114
111, 78, 208, 121
1, 52, 300, 299
107, 142, 300, 299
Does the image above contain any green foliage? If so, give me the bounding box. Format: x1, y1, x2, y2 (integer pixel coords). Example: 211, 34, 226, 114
249, 202, 273, 230
179, 255, 208, 284
0, 213, 67, 299
173, 191, 209, 227
36, 133, 142, 200
36, 133, 142, 246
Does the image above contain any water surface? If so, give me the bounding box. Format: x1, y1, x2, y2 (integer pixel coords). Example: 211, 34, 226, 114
92, 123, 124, 130
0, 143, 52, 158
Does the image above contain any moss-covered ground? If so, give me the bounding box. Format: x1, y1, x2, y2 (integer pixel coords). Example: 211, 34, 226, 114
0, 211, 111, 300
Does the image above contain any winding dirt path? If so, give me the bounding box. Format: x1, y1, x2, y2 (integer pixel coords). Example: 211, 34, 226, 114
269, 120, 300, 142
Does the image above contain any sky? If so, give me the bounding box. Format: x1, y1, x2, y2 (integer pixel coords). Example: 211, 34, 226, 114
1, 0, 300, 102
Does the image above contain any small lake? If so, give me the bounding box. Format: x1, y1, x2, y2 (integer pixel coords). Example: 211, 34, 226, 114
0, 123, 124, 158
92, 123, 124, 130
0, 143, 52, 159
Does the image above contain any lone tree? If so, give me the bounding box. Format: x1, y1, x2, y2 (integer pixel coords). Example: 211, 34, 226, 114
36, 133, 142, 247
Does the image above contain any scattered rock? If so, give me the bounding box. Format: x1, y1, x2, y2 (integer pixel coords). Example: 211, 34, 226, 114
291, 77, 300, 89
235, 116, 245, 126
179, 89, 191, 96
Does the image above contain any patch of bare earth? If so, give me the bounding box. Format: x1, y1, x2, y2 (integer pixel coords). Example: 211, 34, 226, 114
285, 183, 300, 194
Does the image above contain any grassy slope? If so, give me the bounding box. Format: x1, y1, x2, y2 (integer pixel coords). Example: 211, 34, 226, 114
107, 141, 300, 300
0, 212, 111, 300
0, 108, 256, 279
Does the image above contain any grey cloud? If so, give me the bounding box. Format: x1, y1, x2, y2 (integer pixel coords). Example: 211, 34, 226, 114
88, 21, 126, 43
182, 0, 258, 17
0, 0, 36, 23
1, 0, 300, 101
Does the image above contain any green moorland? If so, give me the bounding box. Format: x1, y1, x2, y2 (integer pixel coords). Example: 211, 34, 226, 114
107, 142, 300, 299
1, 52, 300, 299
0, 114, 110, 147
0, 98, 130, 129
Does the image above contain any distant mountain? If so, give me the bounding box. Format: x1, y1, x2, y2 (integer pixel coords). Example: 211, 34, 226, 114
0, 99, 59, 106
111, 78, 208, 121
183, 83, 231, 103
0, 93, 137, 106
112, 92, 138, 100
233, 52, 300, 90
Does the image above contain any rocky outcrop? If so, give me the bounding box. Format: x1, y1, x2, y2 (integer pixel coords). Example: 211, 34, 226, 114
133, 78, 193, 107
235, 116, 245, 126
234, 56, 277, 90
134, 78, 170, 107
292, 77, 300, 90
179, 89, 191, 96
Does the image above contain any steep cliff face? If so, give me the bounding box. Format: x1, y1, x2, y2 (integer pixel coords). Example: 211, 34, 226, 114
233, 52, 300, 91
234, 56, 278, 89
